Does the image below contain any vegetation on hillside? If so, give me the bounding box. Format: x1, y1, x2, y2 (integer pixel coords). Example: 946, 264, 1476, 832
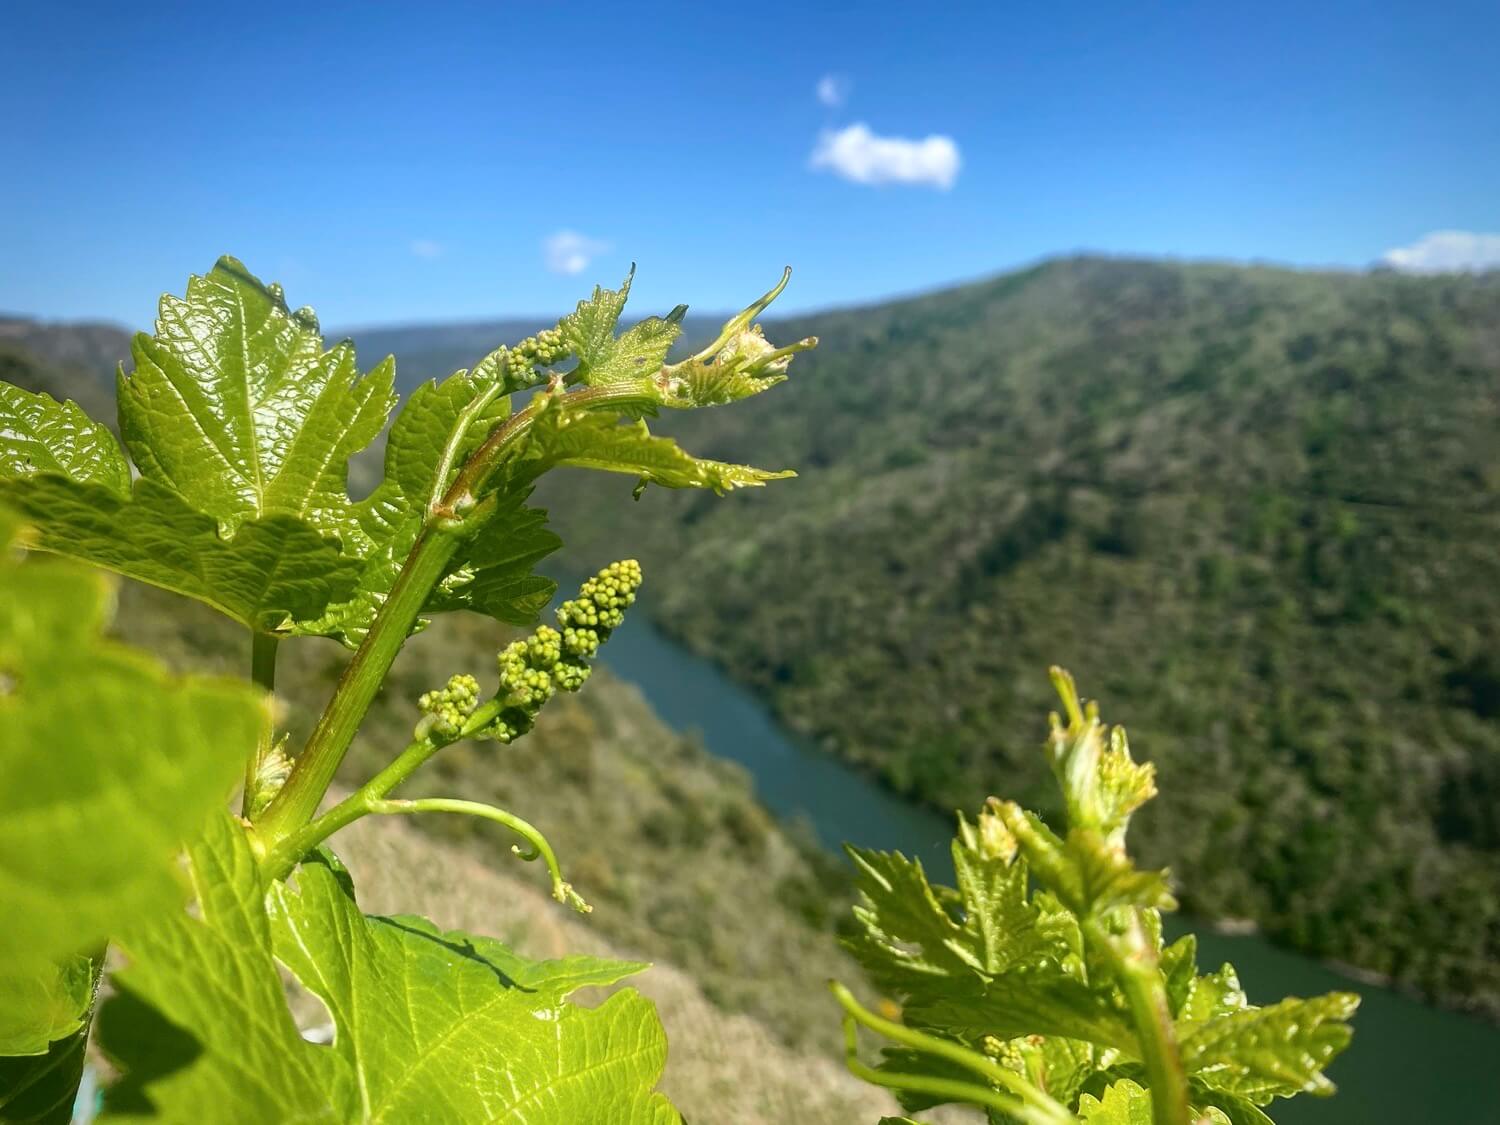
0, 333, 121, 424
534, 256, 1500, 1019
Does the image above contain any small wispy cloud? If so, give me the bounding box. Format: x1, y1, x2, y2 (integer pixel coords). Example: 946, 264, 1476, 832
809, 123, 961, 190
409, 239, 443, 259
1382, 230, 1500, 274
815, 74, 849, 108
543, 230, 610, 276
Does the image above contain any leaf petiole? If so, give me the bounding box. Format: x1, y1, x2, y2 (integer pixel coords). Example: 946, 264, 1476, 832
242, 631, 279, 817
251, 527, 462, 846
828, 982, 1075, 1125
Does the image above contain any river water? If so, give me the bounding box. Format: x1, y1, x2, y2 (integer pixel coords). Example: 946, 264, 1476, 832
594, 607, 1498, 1123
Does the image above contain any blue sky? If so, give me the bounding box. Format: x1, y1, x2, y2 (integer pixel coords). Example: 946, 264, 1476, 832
3, 0, 1497, 329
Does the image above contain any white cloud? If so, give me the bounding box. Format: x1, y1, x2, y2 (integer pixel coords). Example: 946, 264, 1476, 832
543, 230, 610, 275
809, 123, 960, 190
409, 239, 443, 259
816, 74, 849, 108
1382, 230, 1500, 274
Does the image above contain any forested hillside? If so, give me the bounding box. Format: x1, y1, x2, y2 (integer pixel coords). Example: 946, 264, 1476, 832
0, 315, 125, 422
529, 256, 1500, 1019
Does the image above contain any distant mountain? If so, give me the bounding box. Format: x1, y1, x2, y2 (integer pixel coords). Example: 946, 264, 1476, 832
0, 314, 128, 422
0, 314, 130, 378
338, 318, 551, 391
530, 255, 1500, 1020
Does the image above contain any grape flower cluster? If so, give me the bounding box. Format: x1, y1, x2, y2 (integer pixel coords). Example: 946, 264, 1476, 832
415, 560, 642, 746
494, 326, 569, 392
415, 673, 481, 741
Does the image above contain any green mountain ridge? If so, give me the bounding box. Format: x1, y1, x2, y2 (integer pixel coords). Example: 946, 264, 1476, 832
529, 255, 1500, 1021
0, 315, 127, 423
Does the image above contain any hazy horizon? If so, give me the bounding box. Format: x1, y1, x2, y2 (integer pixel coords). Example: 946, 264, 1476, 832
8, 246, 1493, 336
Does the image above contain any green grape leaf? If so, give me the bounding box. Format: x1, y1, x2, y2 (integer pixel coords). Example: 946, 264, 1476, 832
0, 1014, 94, 1125
902, 971, 1138, 1053
1159, 935, 1198, 1018
660, 335, 792, 408
1078, 1079, 1234, 1125
0, 540, 267, 969
0, 475, 360, 631
0, 933, 101, 1124
561, 267, 813, 409
841, 806, 1126, 1055
425, 492, 560, 624
0, 382, 130, 494
1065, 827, 1175, 915
654, 269, 815, 410
380, 364, 511, 513
267, 851, 680, 1123
560, 271, 686, 387
0, 954, 93, 1056
1190, 1087, 1276, 1125
1095, 726, 1156, 838
0, 379, 361, 631
529, 408, 792, 494
995, 805, 1175, 917
1044, 669, 1157, 842
303, 365, 559, 644
1179, 963, 1248, 1024
1077, 1079, 1155, 1124
98, 817, 681, 1123
842, 845, 973, 992
118, 256, 394, 542
1178, 992, 1359, 1103
96, 814, 354, 1122
1014, 1035, 1100, 1110
559, 273, 635, 380
835, 673, 1359, 1122
950, 807, 1045, 975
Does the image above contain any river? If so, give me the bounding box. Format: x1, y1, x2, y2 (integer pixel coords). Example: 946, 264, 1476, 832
594, 605, 1498, 1123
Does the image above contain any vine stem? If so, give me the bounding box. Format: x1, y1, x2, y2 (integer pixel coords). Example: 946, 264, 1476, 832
828, 982, 1075, 1125
259, 692, 509, 876
259, 737, 436, 879
241, 631, 279, 817
250, 528, 460, 848
440, 380, 660, 513
1084, 911, 1192, 1125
